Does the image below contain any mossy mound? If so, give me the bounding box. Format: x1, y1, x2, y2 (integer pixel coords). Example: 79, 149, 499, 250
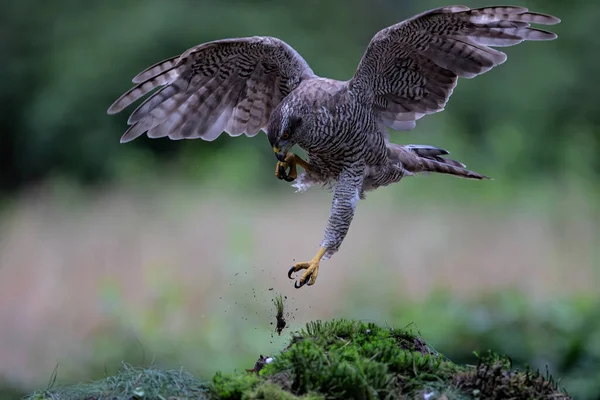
27, 319, 570, 399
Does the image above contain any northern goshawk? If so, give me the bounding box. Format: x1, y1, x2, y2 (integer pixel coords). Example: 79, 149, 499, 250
107, 5, 560, 288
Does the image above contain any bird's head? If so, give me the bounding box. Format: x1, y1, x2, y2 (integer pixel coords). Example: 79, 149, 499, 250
267, 103, 306, 162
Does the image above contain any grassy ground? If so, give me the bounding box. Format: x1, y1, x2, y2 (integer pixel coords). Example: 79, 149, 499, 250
27, 319, 570, 400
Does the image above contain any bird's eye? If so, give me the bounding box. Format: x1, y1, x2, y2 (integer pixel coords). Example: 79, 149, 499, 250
282, 132, 289, 139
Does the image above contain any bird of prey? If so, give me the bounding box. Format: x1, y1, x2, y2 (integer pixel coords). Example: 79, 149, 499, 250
107, 5, 560, 288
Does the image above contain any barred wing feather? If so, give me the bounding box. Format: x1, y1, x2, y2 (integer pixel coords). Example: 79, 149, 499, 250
107, 36, 316, 143
350, 5, 560, 132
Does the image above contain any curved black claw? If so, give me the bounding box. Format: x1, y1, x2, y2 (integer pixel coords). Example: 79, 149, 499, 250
294, 279, 307, 289
288, 266, 296, 279
278, 164, 288, 181
278, 164, 295, 182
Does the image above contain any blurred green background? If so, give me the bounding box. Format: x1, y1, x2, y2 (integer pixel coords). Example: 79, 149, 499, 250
0, 0, 598, 399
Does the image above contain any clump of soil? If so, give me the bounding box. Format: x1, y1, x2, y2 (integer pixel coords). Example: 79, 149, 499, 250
272, 293, 287, 336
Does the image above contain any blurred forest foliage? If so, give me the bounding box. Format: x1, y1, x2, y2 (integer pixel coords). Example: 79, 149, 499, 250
1, 0, 598, 194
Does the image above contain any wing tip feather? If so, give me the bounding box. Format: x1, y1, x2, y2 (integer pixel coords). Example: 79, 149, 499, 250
107, 97, 128, 115
120, 134, 135, 144
106, 105, 120, 115
530, 13, 561, 25
131, 55, 181, 83
119, 123, 146, 143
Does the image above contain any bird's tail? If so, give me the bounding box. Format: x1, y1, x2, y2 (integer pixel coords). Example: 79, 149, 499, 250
389, 144, 490, 180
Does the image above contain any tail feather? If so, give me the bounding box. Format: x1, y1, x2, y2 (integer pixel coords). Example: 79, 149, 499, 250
418, 157, 489, 180
390, 143, 490, 180
428, 155, 466, 169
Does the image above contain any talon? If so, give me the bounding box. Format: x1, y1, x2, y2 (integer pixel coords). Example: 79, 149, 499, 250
278, 163, 289, 181
275, 161, 295, 181
294, 270, 314, 289
294, 279, 306, 289
283, 173, 295, 182
275, 153, 298, 182
288, 247, 326, 289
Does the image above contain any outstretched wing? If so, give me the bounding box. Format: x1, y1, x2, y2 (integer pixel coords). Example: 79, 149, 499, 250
349, 6, 560, 131
108, 36, 316, 143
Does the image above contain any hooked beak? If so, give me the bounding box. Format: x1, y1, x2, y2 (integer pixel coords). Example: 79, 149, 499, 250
273, 146, 286, 162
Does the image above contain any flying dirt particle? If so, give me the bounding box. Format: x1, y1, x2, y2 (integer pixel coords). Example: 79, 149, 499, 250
273, 293, 287, 336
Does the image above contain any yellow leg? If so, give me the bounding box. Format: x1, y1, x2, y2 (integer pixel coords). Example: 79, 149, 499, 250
288, 247, 327, 288
275, 153, 310, 182
293, 154, 311, 171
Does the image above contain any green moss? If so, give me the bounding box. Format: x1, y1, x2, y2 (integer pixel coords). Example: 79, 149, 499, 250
258, 319, 569, 399
259, 319, 451, 399
244, 383, 323, 400
211, 371, 260, 400
27, 319, 570, 399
